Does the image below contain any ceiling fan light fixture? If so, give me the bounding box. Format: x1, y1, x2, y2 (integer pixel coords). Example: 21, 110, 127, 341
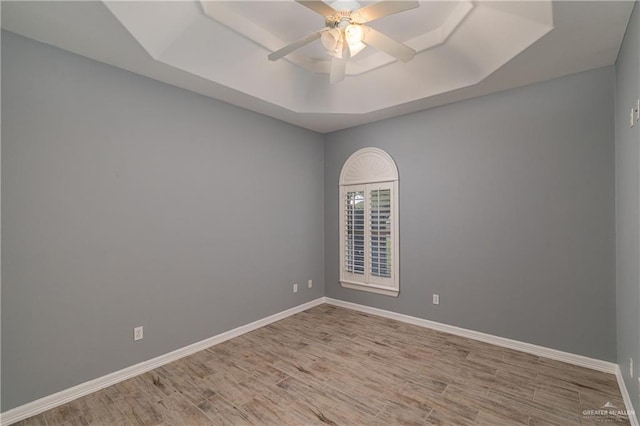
321, 28, 342, 53
345, 24, 365, 57
330, 40, 345, 59
345, 24, 363, 45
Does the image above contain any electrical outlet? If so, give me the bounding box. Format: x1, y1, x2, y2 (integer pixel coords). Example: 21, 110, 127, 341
432, 294, 440, 305
134, 326, 143, 341
631, 357, 634, 378
293, 283, 298, 293
308, 279, 313, 289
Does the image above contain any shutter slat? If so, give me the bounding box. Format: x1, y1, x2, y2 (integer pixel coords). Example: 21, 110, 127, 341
369, 188, 392, 279
345, 190, 366, 275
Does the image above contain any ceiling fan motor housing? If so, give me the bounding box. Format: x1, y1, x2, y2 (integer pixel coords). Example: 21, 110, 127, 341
326, 11, 356, 28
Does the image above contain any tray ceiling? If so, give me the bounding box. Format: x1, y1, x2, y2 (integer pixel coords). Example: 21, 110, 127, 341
1, 1, 635, 132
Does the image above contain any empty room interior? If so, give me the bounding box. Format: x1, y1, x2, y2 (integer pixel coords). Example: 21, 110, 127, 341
1, 0, 640, 425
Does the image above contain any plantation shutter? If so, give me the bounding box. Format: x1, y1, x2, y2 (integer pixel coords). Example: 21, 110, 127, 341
340, 182, 396, 291
345, 188, 366, 276
339, 148, 399, 297
368, 182, 394, 287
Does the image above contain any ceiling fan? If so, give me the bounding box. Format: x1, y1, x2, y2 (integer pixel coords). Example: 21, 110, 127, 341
268, 0, 419, 83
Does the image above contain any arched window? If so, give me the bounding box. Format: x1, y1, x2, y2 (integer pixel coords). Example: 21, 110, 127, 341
339, 148, 399, 297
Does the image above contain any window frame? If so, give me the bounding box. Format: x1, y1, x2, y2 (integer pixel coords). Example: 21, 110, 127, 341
339, 148, 399, 297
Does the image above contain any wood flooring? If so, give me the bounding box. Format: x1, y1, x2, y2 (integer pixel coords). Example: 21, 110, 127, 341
14, 304, 631, 425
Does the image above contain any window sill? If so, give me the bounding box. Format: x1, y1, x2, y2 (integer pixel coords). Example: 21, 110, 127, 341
340, 281, 399, 297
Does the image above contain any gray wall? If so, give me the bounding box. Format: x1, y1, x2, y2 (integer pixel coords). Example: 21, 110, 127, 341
1, 23, 628, 412
324, 67, 617, 362
615, 2, 640, 415
1, 31, 324, 411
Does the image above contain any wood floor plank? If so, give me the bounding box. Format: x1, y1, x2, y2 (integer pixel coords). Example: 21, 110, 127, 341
239, 396, 295, 425
16, 304, 630, 426
425, 408, 477, 425
196, 394, 253, 425
10, 414, 49, 426
444, 384, 529, 425
43, 389, 131, 426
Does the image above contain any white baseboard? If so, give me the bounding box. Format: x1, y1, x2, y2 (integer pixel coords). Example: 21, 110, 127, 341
324, 297, 617, 373
3, 296, 637, 426
0, 297, 325, 426
615, 366, 640, 426
325, 297, 639, 424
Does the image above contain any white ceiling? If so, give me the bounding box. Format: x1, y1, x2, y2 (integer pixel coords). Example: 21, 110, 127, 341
1, 1, 635, 133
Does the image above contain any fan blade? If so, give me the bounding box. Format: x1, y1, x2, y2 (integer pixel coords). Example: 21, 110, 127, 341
268, 30, 324, 61
330, 42, 350, 83
296, 0, 336, 18
362, 26, 415, 62
356, 0, 419, 23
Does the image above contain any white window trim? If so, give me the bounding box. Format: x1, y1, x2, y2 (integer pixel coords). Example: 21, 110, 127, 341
339, 148, 399, 297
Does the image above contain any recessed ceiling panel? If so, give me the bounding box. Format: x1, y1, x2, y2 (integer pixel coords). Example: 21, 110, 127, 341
103, 1, 553, 113
1, 0, 634, 132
